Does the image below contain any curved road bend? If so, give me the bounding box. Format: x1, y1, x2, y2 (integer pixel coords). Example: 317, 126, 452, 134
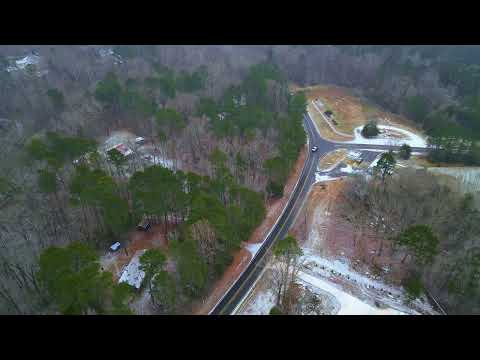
210, 112, 428, 315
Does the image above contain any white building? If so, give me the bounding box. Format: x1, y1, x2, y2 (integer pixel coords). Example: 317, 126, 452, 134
118, 249, 147, 289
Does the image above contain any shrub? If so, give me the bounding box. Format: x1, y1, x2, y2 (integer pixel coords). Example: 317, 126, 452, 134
404, 275, 424, 300
269, 306, 283, 315
266, 180, 284, 198
398, 144, 412, 160
361, 120, 380, 138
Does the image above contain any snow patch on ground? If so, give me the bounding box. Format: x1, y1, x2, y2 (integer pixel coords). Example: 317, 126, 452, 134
315, 174, 341, 183
301, 249, 436, 314
142, 154, 175, 169
16, 55, 40, 69
5, 54, 47, 76
348, 125, 428, 148
339, 164, 361, 174
357, 148, 389, 153
239, 287, 276, 315
368, 154, 383, 169
98, 47, 124, 65
246, 242, 262, 257
297, 271, 406, 315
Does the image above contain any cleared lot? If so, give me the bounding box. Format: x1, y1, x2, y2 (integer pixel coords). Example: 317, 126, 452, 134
301, 85, 425, 142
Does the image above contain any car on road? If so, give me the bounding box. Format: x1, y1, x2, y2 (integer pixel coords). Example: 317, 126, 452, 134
311, 146, 318, 152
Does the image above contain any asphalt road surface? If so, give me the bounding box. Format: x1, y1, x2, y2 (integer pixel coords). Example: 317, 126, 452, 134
209, 112, 428, 315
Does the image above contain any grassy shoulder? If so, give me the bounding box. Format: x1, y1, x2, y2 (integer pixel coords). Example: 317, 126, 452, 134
306, 103, 352, 142
318, 149, 348, 170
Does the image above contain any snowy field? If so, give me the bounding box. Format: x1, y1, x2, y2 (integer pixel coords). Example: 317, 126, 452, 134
239, 286, 276, 315
297, 272, 405, 315
346, 125, 428, 148
301, 249, 437, 315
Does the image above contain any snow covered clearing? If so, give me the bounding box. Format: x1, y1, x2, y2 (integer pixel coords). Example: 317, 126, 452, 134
297, 271, 405, 315
301, 249, 436, 314
239, 286, 276, 315
347, 125, 428, 148
236, 211, 438, 315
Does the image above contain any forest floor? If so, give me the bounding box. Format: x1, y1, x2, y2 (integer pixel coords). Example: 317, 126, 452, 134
191, 145, 308, 314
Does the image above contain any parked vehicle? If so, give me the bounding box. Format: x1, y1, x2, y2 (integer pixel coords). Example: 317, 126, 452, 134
311, 146, 318, 152
110, 242, 121, 252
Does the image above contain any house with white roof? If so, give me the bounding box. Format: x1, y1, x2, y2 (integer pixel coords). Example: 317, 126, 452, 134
118, 249, 147, 290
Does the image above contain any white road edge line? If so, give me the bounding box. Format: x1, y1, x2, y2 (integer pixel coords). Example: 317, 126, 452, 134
208, 119, 313, 315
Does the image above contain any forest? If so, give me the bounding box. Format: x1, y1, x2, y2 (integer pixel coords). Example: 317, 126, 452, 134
2, 45, 480, 314
0, 55, 306, 314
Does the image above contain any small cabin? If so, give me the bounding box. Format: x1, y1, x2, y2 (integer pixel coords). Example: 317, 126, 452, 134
118, 250, 146, 290
106, 143, 133, 158
137, 215, 151, 231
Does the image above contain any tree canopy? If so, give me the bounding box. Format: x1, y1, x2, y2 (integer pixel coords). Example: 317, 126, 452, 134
396, 225, 439, 265
37, 241, 133, 314
374, 151, 396, 181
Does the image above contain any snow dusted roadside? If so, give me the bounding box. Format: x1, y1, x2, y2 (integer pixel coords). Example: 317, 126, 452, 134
245, 243, 262, 257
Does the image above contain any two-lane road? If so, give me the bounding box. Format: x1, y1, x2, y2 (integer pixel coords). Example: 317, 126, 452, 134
210, 112, 428, 315
210, 114, 323, 315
